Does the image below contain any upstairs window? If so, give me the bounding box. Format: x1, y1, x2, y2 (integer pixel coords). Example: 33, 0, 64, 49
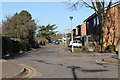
94, 18, 96, 27
97, 17, 99, 25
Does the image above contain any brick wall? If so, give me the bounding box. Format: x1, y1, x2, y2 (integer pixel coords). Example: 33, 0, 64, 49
76, 27, 79, 36
81, 22, 86, 37
104, 4, 120, 50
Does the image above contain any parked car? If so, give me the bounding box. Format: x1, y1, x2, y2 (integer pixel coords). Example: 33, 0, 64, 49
55, 40, 60, 45
2, 54, 10, 59
68, 40, 82, 47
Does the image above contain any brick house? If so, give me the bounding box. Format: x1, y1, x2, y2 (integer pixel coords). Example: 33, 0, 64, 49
75, 22, 86, 37
72, 29, 76, 36
72, 22, 87, 45
104, 2, 120, 50
76, 25, 81, 36
84, 2, 120, 50
81, 22, 86, 37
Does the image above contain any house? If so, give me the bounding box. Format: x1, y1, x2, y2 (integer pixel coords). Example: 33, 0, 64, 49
72, 29, 76, 36
75, 22, 87, 38
84, 2, 120, 50
81, 22, 86, 37
66, 33, 71, 38
85, 13, 100, 36
76, 25, 81, 36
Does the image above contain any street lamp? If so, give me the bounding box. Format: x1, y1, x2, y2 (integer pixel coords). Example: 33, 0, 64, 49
64, 29, 66, 46
69, 16, 74, 52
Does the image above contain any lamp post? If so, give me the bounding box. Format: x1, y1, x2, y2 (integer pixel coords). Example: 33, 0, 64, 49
64, 29, 66, 46
69, 16, 74, 52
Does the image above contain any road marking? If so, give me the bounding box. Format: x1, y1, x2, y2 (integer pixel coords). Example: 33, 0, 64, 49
96, 60, 106, 63
19, 64, 38, 78
96, 60, 107, 68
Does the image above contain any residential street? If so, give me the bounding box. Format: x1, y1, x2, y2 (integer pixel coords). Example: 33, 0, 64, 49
2, 1, 120, 80
8, 43, 118, 78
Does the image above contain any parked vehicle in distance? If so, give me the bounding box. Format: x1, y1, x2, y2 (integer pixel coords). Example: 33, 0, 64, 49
68, 40, 82, 47
55, 40, 60, 45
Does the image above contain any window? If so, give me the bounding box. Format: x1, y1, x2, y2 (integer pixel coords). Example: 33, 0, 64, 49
87, 22, 89, 29
94, 18, 96, 27
97, 17, 99, 25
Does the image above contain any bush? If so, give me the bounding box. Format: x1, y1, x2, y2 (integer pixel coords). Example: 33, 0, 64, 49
32, 40, 40, 48
40, 40, 46, 45
59, 40, 62, 42
106, 45, 115, 53
11, 40, 20, 54
45, 39, 49, 44
94, 45, 101, 52
2, 36, 32, 58
66, 39, 70, 46
19, 41, 31, 51
2, 37, 10, 56
2, 37, 20, 57
81, 47, 89, 52
74, 48, 81, 53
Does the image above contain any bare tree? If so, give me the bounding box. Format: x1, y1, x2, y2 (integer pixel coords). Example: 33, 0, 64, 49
68, 0, 119, 51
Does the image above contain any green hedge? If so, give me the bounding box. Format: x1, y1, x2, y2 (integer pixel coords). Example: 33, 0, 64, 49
2, 36, 31, 57
2, 37, 10, 56
19, 41, 31, 51
2, 37, 20, 57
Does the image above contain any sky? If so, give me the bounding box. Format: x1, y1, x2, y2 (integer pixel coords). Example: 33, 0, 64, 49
2, 2, 94, 33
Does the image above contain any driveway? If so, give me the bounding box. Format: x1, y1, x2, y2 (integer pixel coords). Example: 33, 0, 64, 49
8, 43, 118, 78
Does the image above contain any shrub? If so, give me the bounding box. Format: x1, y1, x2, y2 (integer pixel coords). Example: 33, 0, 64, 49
74, 48, 81, 53
39, 39, 46, 45
2, 36, 20, 57
45, 39, 49, 44
11, 40, 20, 54
81, 47, 89, 52
66, 39, 70, 46
2, 36, 10, 56
2, 36, 34, 58
60, 40, 62, 42
32, 40, 40, 48
19, 41, 31, 51
106, 45, 115, 53
94, 45, 101, 52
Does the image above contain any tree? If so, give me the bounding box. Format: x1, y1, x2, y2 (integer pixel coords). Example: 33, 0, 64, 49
37, 24, 58, 43
68, 0, 116, 51
51, 33, 63, 41
2, 10, 36, 47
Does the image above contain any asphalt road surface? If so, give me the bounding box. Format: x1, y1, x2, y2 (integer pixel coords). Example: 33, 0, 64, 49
9, 43, 118, 78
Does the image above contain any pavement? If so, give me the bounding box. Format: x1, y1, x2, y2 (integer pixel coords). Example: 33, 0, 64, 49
1, 60, 25, 78
58, 43, 119, 65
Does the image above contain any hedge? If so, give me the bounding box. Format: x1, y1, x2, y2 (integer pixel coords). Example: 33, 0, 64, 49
2, 37, 20, 57
2, 36, 30, 57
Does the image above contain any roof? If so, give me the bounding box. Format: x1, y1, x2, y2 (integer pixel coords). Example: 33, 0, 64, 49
84, 13, 96, 22
76, 24, 81, 28
84, 1, 120, 22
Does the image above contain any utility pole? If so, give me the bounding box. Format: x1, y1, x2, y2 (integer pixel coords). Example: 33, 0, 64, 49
69, 16, 74, 52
